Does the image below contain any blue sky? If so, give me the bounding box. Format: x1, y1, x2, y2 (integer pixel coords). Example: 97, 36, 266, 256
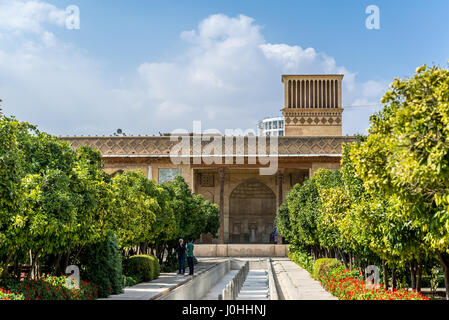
1, 0, 448, 136
49, 0, 449, 81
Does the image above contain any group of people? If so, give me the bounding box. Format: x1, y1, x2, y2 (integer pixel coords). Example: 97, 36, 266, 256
176, 238, 195, 276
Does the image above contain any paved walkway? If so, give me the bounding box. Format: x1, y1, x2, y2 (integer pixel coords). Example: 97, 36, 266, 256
272, 258, 337, 300
104, 258, 224, 300
237, 270, 269, 300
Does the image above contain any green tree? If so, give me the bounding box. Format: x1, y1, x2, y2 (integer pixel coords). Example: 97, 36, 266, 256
159, 176, 219, 268
351, 64, 449, 298
198, 196, 220, 240
280, 169, 341, 258
0, 115, 27, 278
275, 202, 292, 243
110, 171, 157, 248
21, 170, 79, 276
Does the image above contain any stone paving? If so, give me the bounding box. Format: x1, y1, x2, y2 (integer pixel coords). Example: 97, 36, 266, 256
237, 270, 269, 300
272, 258, 337, 300
104, 258, 224, 300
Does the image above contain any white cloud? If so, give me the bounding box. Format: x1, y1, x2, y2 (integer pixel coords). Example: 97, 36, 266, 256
137, 14, 386, 134
0, 3, 388, 136
0, 0, 65, 34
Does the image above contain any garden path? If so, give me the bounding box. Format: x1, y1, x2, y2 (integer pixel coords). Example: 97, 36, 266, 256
272, 258, 337, 300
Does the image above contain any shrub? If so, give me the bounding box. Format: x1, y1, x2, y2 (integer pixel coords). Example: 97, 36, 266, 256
124, 255, 160, 282
149, 255, 160, 279
80, 231, 123, 298
289, 249, 314, 273
122, 274, 142, 287
312, 258, 343, 280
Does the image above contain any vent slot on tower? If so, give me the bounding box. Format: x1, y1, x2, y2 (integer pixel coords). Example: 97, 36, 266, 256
284, 77, 342, 109
281, 74, 344, 137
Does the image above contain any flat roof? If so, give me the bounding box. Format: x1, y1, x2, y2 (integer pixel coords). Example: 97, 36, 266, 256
60, 136, 358, 157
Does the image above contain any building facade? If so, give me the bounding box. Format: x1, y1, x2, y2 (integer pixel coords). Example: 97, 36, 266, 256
61, 75, 355, 244
257, 117, 284, 136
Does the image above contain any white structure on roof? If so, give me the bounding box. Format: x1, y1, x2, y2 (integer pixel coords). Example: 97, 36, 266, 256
257, 116, 284, 136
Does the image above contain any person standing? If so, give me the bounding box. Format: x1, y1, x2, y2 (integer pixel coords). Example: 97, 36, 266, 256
186, 239, 195, 276
177, 238, 186, 275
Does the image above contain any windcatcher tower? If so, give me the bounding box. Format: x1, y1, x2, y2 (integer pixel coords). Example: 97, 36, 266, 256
281, 75, 344, 136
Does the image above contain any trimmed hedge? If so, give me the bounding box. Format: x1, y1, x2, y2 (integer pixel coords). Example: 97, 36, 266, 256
150, 255, 160, 279
312, 258, 343, 280
124, 255, 160, 282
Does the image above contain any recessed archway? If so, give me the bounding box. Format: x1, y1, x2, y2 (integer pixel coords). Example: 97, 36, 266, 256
229, 179, 276, 244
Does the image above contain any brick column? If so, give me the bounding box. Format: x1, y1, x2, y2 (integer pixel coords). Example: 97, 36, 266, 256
219, 167, 225, 244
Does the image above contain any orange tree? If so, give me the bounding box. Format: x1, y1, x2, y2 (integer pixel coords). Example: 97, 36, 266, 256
0, 114, 28, 279
158, 176, 219, 269
350, 64, 449, 299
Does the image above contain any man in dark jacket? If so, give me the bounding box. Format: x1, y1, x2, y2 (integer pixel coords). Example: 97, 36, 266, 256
177, 238, 186, 275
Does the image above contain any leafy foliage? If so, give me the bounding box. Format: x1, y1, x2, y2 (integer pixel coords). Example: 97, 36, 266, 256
124, 255, 160, 282
279, 65, 449, 299
2, 275, 98, 300
79, 231, 123, 298
0, 105, 221, 299
288, 246, 314, 273
313, 258, 343, 281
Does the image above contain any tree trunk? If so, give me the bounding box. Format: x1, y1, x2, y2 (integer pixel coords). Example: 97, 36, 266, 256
409, 260, 416, 290
391, 267, 397, 291
355, 255, 361, 270
349, 252, 353, 269
341, 251, 348, 268
30, 250, 41, 280
312, 246, 318, 260
64, 253, 70, 273
53, 254, 62, 275
35, 255, 41, 279
416, 261, 423, 292
1, 249, 14, 279
28, 250, 34, 280
336, 249, 348, 267
73, 246, 84, 265
437, 251, 449, 300
382, 260, 389, 290
14, 260, 20, 280
156, 244, 166, 265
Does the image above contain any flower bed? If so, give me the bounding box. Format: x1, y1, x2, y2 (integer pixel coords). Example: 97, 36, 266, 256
1, 275, 98, 300
0, 288, 24, 300
320, 266, 429, 300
